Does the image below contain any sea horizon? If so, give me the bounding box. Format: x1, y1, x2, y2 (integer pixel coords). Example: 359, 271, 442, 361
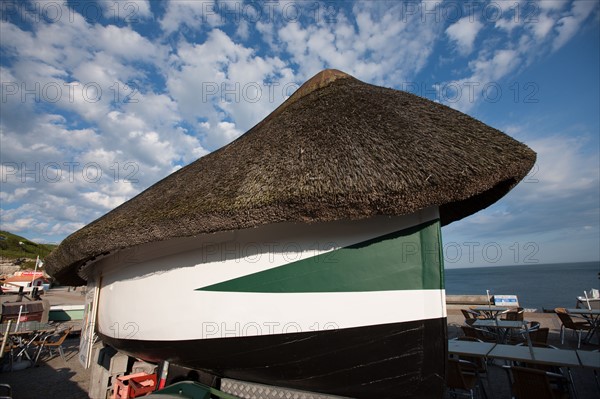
444, 260, 599, 270
444, 261, 599, 311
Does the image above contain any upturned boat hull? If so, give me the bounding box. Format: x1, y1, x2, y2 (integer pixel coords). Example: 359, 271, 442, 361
83, 208, 447, 398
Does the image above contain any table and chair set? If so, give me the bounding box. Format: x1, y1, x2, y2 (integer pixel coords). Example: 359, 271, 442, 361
460, 306, 539, 346
0, 320, 72, 371
556, 308, 600, 348
448, 305, 600, 398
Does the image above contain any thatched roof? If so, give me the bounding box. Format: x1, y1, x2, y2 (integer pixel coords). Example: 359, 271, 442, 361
46, 69, 536, 285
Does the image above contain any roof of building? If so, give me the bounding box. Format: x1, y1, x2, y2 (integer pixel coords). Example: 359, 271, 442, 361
46, 69, 536, 285
4, 275, 49, 283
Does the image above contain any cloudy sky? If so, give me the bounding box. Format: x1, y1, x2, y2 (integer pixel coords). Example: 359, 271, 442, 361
0, 0, 598, 268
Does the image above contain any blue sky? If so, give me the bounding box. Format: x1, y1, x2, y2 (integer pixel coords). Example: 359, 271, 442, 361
0, 0, 598, 268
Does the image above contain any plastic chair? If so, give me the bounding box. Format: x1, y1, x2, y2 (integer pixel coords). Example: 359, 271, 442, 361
508, 366, 570, 399
555, 308, 592, 348
34, 327, 72, 361
447, 358, 485, 399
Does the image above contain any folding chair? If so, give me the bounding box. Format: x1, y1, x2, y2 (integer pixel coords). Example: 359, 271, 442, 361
34, 327, 72, 362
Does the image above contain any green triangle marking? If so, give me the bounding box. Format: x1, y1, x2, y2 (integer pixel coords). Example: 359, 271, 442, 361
196, 219, 443, 293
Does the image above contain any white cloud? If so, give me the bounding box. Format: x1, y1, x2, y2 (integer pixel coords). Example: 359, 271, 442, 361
473, 49, 521, 80
446, 17, 483, 56
235, 19, 250, 40
518, 135, 599, 199
98, 0, 152, 20
532, 14, 557, 39
0, 188, 35, 204
553, 0, 598, 51
160, 0, 221, 34
166, 29, 291, 149
93, 25, 159, 61
538, 0, 569, 11
81, 191, 129, 210
440, 0, 598, 112
276, 1, 443, 85
0, 9, 206, 242
445, 133, 599, 243
439, 49, 521, 112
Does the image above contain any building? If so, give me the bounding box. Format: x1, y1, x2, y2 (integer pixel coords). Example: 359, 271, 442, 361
46, 69, 536, 398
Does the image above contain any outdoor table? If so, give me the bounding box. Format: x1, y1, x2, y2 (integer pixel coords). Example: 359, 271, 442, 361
473, 319, 530, 346
448, 340, 497, 358
577, 350, 600, 392
576, 350, 600, 369
470, 306, 508, 320
567, 308, 600, 343
488, 344, 581, 367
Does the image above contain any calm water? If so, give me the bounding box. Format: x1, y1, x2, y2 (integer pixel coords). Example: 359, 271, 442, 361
445, 262, 600, 311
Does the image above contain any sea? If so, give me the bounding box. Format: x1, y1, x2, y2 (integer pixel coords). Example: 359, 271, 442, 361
444, 261, 600, 311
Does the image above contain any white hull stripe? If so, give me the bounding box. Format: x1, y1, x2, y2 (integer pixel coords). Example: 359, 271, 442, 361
98, 289, 446, 341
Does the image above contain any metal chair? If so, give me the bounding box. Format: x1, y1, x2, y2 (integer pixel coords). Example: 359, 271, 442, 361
555, 308, 592, 348
446, 358, 486, 399
34, 327, 72, 362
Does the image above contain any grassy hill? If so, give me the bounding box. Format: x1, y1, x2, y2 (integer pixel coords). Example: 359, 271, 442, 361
0, 231, 57, 269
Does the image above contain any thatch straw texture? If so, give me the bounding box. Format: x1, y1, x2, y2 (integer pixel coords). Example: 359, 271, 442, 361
46, 70, 536, 285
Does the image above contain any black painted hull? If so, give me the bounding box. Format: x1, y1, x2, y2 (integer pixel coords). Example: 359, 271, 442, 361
99, 317, 447, 398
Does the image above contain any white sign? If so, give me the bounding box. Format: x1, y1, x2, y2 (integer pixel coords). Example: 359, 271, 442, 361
494, 295, 519, 307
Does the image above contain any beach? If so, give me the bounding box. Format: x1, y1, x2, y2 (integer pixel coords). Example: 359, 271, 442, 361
1, 288, 598, 398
